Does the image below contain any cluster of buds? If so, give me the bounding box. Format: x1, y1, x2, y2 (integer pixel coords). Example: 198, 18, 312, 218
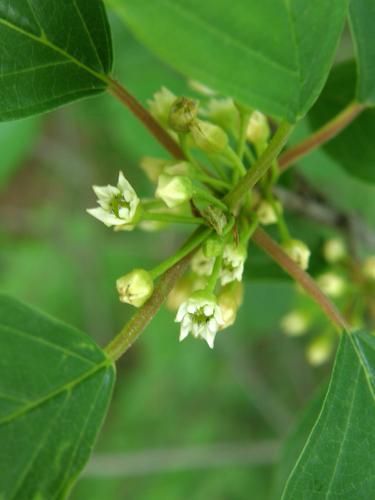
87, 84, 318, 350
280, 236, 375, 366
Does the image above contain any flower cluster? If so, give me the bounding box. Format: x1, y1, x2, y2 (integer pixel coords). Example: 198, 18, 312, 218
87, 83, 316, 350
280, 237, 375, 366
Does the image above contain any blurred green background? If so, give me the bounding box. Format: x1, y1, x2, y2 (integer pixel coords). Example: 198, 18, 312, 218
1, 17, 375, 500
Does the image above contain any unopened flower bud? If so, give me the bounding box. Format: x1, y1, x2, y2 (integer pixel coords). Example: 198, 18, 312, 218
203, 98, 238, 132
283, 239, 311, 271
190, 119, 228, 154
256, 200, 282, 225
221, 243, 247, 285
140, 157, 171, 183
317, 272, 346, 298
323, 238, 346, 263
247, 111, 270, 144
166, 274, 206, 311
191, 248, 215, 276
202, 205, 227, 235
363, 256, 375, 281
155, 174, 193, 208
306, 335, 333, 366
281, 310, 309, 337
163, 161, 194, 177
203, 236, 224, 258
168, 97, 198, 133
148, 87, 176, 125
217, 282, 244, 330
116, 269, 154, 307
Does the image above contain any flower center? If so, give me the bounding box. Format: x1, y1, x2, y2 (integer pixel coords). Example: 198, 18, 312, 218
111, 194, 131, 217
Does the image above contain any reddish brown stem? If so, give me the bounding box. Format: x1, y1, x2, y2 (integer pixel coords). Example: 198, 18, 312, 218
108, 77, 185, 160
252, 228, 350, 332
278, 102, 365, 172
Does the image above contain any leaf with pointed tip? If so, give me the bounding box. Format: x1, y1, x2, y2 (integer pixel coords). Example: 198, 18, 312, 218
282, 330, 375, 499
0, 294, 116, 499
349, 0, 375, 104
0, 0, 113, 121
108, 0, 348, 121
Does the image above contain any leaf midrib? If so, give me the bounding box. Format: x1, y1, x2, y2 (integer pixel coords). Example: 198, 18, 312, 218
0, 359, 112, 426
0, 16, 108, 85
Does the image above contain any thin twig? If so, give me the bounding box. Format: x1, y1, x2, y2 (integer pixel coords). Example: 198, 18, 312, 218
278, 102, 365, 172
107, 77, 185, 160
252, 228, 350, 332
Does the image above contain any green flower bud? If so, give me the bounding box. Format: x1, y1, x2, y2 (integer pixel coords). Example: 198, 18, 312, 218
202, 98, 238, 132
247, 111, 270, 145
306, 335, 334, 366
283, 239, 311, 271
317, 272, 346, 298
140, 157, 171, 183
203, 235, 224, 258
163, 161, 194, 177
166, 274, 206, 311
217, 282, 244, 330
168, 96, 198, 133
323, 238, 346, 264
190, 119, 228, 154
202, 205, 227, 235
155, 174, 194, 208
363, 256, 375, 281
281, 310, 309, 337
256, 200, 282, 225
148, 87, 176, 126
116, 269, 154, 307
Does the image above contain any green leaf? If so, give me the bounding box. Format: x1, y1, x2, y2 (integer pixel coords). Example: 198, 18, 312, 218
0, 118, 41, 188
308, 60, 375, 184
349, 0, 375, 104
0, 0, 113, 121
0, 294, 116, 499
282, 330, 375, 499
108, 0, 348, 121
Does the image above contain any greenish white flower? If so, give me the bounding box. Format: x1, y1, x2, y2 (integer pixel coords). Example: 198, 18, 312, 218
155, 174, 193, 208
116, 269, 154, 308
283, 239, 311, 271
176, 290, 224, 348
220, 243, 247, 286
87, 171, 141, 228
217, 282, 244, 330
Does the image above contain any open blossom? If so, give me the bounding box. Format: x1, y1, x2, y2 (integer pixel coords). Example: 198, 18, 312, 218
220, 243, 247, 286
176, 291, 224, 348
87, 171, 140, 228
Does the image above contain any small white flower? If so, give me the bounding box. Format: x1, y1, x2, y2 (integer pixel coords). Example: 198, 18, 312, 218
191, 248, 215, 276
87, 171, 140, 228
317, 272, 346, 298
175, 291, 224, 348
323, 238, 346, 263
220, 243, 247, 286
283, 239, 311, 271
155, 174, 193, 208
